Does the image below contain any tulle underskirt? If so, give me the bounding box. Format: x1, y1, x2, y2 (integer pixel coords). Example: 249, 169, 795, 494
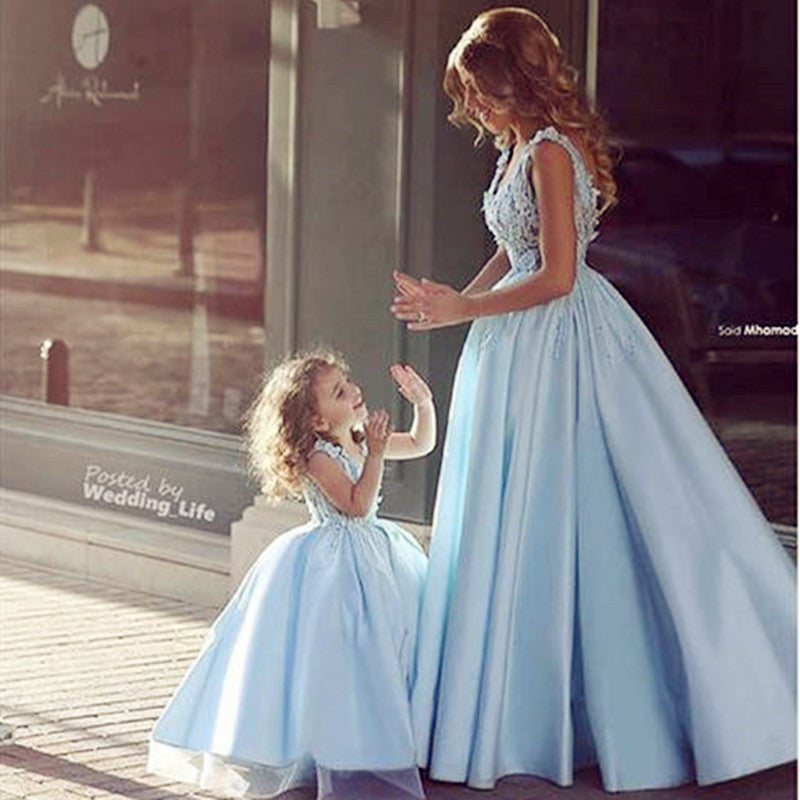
148, 739, 425, 799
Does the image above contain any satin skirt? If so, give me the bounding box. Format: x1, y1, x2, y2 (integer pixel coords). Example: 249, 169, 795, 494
411, 262, 797, 792
148, 516, 427, 799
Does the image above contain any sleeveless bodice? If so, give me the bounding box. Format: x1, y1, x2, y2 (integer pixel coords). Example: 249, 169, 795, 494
482, 125, 600, 278
303, 437, 380, 523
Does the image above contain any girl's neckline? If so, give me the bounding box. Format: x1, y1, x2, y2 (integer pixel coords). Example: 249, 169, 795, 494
320, 437, 365, 468
341, 443, 365, 466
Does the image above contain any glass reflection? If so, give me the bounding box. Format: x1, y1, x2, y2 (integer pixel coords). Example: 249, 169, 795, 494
0, 0, 268, 434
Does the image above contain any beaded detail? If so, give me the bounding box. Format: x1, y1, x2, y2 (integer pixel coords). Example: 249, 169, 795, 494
551, 313, 569, 360
593, 318, 641, 364
483, 125, 600, 279
477, 125, 605, 355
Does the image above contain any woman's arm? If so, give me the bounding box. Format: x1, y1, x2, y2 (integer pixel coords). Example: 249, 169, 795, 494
461, 246, 511, 295
392, 142, 577, 329
384, 365, 436, 460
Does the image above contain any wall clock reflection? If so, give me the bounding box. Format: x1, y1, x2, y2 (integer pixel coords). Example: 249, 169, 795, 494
72, 4, 110, 70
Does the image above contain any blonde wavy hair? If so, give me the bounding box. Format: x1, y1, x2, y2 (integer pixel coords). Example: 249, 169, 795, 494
445, 7, 617, 213
244, 348, 354, 502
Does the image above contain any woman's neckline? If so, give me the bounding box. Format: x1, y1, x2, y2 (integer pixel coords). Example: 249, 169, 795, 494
493, 125, 597, 194
493, 125, 559, 195
492, 145, 527, 196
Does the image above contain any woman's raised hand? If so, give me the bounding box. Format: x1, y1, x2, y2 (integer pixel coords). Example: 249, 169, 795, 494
364, 409, 392, 457
391, 271, 473, 331
390, 364, 433, 404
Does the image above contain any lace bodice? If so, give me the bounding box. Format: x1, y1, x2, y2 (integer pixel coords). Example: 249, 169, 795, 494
482, 125, 600, 277
303, 438, 381, 523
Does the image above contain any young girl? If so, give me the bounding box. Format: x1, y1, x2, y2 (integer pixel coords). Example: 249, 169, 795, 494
391, 7, 796, 793
147, 350, 436, 800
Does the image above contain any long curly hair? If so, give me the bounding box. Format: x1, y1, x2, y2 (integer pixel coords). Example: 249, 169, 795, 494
244, 348, 353, 503
444, 7, 617, 213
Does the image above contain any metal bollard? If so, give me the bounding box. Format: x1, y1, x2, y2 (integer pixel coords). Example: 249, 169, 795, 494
81, 168, 100, 251
176, 182, 195, 277
40, 338, 70, 405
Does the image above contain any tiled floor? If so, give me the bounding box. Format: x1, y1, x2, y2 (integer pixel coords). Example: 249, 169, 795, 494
0, 559, 795, 800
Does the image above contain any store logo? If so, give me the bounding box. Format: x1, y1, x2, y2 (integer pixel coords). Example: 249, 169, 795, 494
39, 4, 141, 109
72, 4, 110, 70
40, 72, 141, 108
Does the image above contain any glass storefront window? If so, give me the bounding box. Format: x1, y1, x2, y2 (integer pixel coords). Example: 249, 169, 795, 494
590, 0, 797, 527
1, 0, 268, 435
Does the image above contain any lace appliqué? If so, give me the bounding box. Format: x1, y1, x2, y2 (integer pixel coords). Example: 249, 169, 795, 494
476, 125, 605, 356
482, 149, 541, 269
551, 313, 569, 359
304, 438, 382, 525
594, 320, 640, 363
482, 125, 600, 275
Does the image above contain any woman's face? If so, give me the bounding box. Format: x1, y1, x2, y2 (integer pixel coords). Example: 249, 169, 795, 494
456, 63, 514, 135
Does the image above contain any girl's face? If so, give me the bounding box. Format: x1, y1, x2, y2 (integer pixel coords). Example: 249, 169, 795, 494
313, 366, 368, 438
456, 63, 514, 135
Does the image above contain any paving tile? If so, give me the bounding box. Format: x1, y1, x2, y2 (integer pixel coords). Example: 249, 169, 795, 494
21, 789, 87, 800
0, 775, 48, 797
1, 558, 795, 800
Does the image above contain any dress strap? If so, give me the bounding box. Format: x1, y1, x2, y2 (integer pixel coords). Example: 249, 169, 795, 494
530, 126, 587, 177
311, 437, 363, 481
530, 125, 600, 242
312, 437, 345, 461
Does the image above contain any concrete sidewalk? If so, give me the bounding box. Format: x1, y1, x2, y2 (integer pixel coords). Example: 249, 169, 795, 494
0, 559, 795, 800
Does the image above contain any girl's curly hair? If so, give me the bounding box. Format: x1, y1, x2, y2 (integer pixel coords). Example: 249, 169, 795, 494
244, 348, 352, 502
445, 7, 618, 214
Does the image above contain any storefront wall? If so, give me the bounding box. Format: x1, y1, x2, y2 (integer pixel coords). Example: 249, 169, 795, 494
0, 0, 587, 598
1, 1, 793, 600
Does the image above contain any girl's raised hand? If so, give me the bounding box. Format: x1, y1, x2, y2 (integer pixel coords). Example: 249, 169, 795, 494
390, 364, 432, 404
364, 409, 392, 457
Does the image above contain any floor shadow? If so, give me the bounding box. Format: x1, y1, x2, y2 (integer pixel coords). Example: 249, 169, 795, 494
0, 745, 182, 798
0, 558, 223, 618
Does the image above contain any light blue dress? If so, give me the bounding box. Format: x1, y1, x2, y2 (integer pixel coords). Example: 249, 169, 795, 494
410, 126, 797, 792
148, 438, 427, 800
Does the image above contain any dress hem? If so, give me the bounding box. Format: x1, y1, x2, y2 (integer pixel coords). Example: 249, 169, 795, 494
148, 738, 425, 799
421, 752, 797, 794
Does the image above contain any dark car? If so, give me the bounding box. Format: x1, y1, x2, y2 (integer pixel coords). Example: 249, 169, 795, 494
588, 137, 797, 415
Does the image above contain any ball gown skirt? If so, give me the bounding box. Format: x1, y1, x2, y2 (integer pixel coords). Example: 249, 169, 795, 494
148, 440, 428, 800
410, 254, 797, 789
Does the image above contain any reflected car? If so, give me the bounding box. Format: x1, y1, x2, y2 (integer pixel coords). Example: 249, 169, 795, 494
588, 137, 797, 413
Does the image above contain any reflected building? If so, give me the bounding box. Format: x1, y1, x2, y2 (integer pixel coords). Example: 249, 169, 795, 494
0, 0, 795, 601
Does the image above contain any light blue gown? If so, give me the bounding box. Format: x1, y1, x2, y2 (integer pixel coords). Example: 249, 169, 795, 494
148, 438, 427, 800
410, 126, 797, 792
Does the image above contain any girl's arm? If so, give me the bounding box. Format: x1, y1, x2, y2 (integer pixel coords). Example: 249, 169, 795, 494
384, 365, 436, 460
306, 410, 390, 517
460, 246, 511, 295
392, 141, 576, 328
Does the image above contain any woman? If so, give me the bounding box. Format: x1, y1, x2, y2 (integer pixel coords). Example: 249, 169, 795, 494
391, 7, 796, 793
